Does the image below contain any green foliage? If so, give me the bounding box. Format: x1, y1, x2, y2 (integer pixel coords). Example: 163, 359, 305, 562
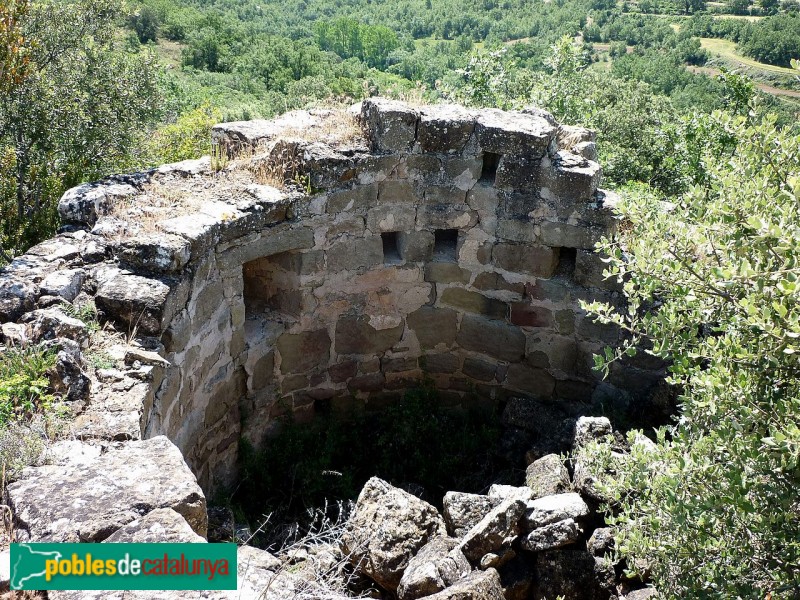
235, 385, 504, 530
146, 103, 221, 164
0, 345, 57, 426
316, 18, 400, 69
0, 0, 162, 258
582, 110, 800, 598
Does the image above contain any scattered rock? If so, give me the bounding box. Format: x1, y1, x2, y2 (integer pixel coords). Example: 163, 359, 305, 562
0, 278, 37, 322
523, 493, 590, 529
397, 536, 471, 600
525, 454, 571, 499
488, 484, 534, 502
520, 518, 582, 552
587, 527, 615, 557
442, 492, 501, 538
343, 477, 446, 591
459, 498, 526, 563
22, 308, 89, 346
40, 268, 85, 302
103, 508, 204, 543
421, 568, 505, 600
573, 416, 613, 450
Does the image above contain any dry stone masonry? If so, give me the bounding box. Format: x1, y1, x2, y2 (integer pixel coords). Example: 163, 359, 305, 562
0, 99, 666, 598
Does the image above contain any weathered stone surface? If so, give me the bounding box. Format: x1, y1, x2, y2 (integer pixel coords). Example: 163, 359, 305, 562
418, 204, 478, 230
397, 536, 471, 600
442, 492, 502, 538
0, 278, 37, 322
58, 182, 137, 226
421, 568, 504, 600
475, 109, 555, 158
23, 308, 89, 346
526, 454, 571, 499
367, 205, 417, 233
504, 364, 556, 397
539, 220, 594, 249
118, 234, 192, 273
398, 231, 435, 262
457, 315, 525, 362
459, 498, 525, 563
540, 151, 602, 202
624, 588, 659, 600
574, 416, 613, 450
417, 105, 475, 154
487, 484, 534, 502
534, 549, 608, 600
103, 508, 204, 543
276, 329, 331, 373
423, 353, 460, 373
52, 347, 91, 403
520, 518, 582, 552
335, 316, 404, 355
407, 306, 458, 349
327, 236, 383, 271
7, 436, 206, 542
498, 554, 535, 600
574, 249, 622, 291
509, 303, 554, 328
424, 262, 471, 284
462, 357, 496, 382
493, 243, 558, 277
362, 98, 419, 153
588, 527, 615, 557
343, 477, 446, 591
523, 493, 590, 529
95, 273, 174, 335
441, 288, 507, 319
40, 268, 85, 302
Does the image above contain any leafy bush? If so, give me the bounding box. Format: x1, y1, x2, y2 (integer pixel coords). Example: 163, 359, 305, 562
0, 345, 57, 426
583, 110, 800, 598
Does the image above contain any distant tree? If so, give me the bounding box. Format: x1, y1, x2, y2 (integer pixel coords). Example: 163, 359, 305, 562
130, 5, 158, 43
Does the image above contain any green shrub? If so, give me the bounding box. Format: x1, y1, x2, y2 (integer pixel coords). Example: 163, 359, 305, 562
583, 110, 800, 598
0, 345, 57, 426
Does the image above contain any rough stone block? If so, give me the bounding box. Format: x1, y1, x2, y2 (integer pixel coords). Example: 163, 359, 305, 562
398, 231, 434, 262
474, 109, 555, 158
329, 360, 358, 383
540, 151, 602, 203
424, 263, 471, 284
525, 454, 571, 499
423, 353, 461, 373
493, 243, 558, 277
217, 226, 314, 270
362, 98, 420, 153
509, 303, 554, 328
540, 220, 593, 249
424, 185, 468, 205
407, 306, 458, 349
327, 183, 378, 213
496, 218, 538, 243
40, 269, 85, 302
494, 156, 541, 192
382, 356, 417, 373
526, 333, 578, 373
457, 315, 525, 362
417, 204, 478, 230
466, 183, 499, 212
526, 278, 571, 302
327, 236, 383, 271
397, 536, 471, 600
416, 104, 476, 154
421, 568, 505, 600
276, 329, 331, 374
521, 518, 582, 552
367, 205, 417, 233
444, 157, 482, 191
472, 272, 525, 296
335, 316, 404, 354
574, 249, 622, 291
463, 357, 497, 381
441, 288, 507, 319
504, 364, 556, 397
405, 154, 444, 181
7, 436, 206, 542
95, 273, 175, 336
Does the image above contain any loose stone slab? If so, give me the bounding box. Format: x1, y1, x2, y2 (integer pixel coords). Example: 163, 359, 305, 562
7, 436, 207, 542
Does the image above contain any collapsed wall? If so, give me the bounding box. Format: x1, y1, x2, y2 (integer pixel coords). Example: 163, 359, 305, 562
0, 100, 666, 545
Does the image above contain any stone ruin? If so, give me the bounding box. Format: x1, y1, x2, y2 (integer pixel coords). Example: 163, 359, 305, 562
0, 99, 666, 599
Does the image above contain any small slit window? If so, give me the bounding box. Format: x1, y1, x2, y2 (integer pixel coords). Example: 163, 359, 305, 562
480, 152, 501, 183
433, 229, 459, 262
554, 247, 577, 278
382, 231, 402, 264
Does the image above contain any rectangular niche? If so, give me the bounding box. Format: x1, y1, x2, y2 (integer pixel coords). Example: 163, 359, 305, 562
553, 247, 577, 278
242, 251, 303, 322
433, 229, 459, 262
381, 231, 403, 265
480, 152, 502, 183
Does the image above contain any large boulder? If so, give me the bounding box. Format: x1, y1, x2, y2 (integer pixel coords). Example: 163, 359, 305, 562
103, 508, 204, 543
397, 537, 471, 600
7, 436, 207, 541
343, 477, 446, 592
523, 493, 590, 530
520, 518, 583, 552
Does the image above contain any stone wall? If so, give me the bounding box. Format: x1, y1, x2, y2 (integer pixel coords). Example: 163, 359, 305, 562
0, 100, 666, 513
